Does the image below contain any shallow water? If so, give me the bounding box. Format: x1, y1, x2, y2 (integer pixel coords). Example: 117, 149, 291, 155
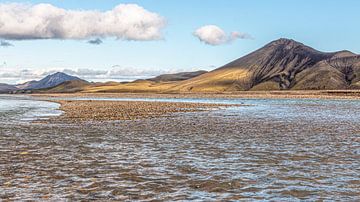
0, 95, 359, 201
0, 95, 62, 123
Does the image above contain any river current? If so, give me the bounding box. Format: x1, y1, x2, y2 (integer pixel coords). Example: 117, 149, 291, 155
0, 95, 359, 201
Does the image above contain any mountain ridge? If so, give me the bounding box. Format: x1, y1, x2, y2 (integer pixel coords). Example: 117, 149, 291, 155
41, 38, 360, 93
165, 38, 360, 92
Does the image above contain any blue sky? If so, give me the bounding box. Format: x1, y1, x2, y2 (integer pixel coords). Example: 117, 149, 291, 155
0, 0, 360, 83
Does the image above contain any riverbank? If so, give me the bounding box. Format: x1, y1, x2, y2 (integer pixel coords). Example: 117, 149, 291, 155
32, 90, 360, 100
50, 100, 237, 123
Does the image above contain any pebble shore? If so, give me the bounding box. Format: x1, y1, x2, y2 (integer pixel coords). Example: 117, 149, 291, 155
53, 100, 237, 122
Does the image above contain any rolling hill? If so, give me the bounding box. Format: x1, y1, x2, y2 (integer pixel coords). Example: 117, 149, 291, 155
0, 83, 18, 93
36, 80, 91, 93
147, 70, 208, 82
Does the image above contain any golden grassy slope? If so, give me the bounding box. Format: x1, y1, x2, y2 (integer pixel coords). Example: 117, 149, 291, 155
82, 80, 177, 93
80, 68, 251, 93
250, 81, 281, 91
165, 68, 251, 93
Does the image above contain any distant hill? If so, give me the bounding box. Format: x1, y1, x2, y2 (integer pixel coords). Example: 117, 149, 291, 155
41, 70, 209, 93
147, 70, 208, 82
0, 72, 86, 93
17, 72, 84, 90
0, 83, 18, 93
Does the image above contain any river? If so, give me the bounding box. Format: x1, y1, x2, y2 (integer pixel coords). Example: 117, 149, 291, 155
0, 95, 359, 201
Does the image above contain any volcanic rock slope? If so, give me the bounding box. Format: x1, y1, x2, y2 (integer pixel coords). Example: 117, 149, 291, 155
169, 38, 360, 92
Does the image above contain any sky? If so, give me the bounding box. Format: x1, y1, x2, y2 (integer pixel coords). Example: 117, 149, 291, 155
0, 0, 360, 84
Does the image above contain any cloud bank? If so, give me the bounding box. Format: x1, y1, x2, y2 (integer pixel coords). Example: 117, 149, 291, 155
0, 67, 205, 84
193, 25, 252, 45
0, 3, 166, 41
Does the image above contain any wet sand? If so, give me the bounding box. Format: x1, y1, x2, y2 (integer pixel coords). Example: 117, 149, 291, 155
51, 100, 238, 122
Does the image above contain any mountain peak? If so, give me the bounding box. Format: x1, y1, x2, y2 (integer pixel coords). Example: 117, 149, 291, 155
53, 72, 66, 75
49, 72, 70, 77
17, 72, 83, 90
273, 38, 297, 43
268, 38, 304, 48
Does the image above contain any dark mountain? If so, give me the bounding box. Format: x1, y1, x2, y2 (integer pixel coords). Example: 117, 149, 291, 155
148, 70, 208, 82
169, 38, 360, 92
17, 72, 84, 90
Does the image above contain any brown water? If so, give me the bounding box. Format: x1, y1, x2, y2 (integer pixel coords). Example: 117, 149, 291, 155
0, 97, 359, 201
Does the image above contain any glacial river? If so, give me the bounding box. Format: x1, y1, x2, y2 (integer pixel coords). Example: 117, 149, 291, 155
0, 95, 62, 123
0, 95, 359, 201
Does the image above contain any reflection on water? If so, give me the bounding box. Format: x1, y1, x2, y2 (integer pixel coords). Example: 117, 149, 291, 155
0, 96, 359, 201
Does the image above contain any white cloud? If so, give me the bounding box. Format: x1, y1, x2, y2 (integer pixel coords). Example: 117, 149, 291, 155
0, 3, 166, 41
193, 25, 252, 45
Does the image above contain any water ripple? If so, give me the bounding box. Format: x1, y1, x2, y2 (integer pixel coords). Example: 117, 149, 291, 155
0, 97, 359, 201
